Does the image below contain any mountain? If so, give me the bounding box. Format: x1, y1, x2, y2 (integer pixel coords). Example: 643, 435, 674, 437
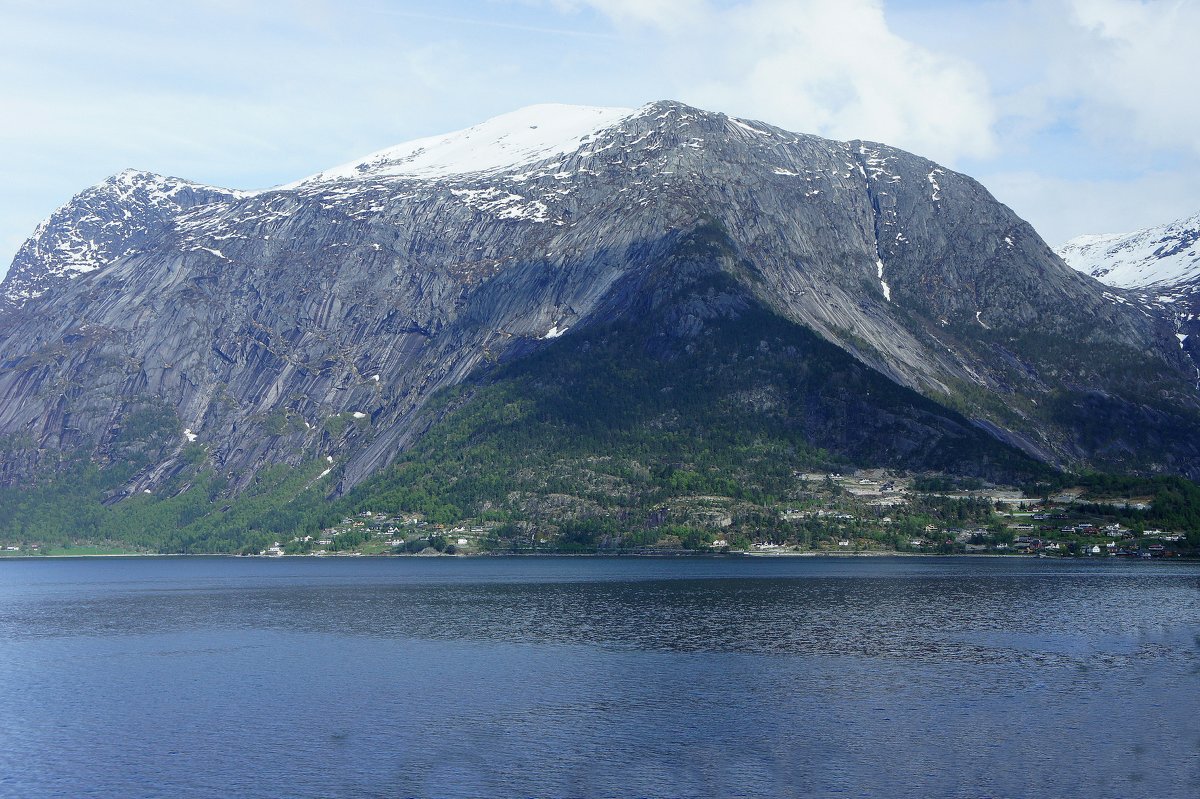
1057, 211, 1200, 290
1, 170, 244, 311
1057, 211, 1200, 369
2, 101, 1199, 527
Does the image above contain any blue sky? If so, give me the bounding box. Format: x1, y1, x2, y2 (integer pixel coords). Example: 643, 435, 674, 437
2, 0, 1197, 277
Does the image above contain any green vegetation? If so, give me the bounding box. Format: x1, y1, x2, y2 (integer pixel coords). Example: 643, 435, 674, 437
912, 475, 985, 493
1043, 473, 1200, 547
0, 456, 334, 554
41, 545, 138, 556
263, 408, 309, 435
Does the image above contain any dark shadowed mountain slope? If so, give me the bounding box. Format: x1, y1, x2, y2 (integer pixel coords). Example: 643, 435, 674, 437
341, 234, 1049, 520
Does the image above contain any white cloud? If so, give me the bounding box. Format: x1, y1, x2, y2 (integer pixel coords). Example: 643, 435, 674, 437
548, 0, 709, 29
558, 0, 998, 165
693, 0, 997, 163
981, 167, 1200, 247
1061, 0, 1200, 155
928, 0, 1200, 161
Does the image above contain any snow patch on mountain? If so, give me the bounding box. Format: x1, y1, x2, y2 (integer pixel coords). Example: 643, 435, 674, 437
927, 169, 944, 202
450, 187, 550, 223
858, 144, 903, 184
292, 104, 638, 185
876, 258, 891, 302
1057, 211, 1200, 289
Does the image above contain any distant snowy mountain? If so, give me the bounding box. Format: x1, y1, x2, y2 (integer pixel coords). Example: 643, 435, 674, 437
1057, 211, 1200, 367
1057, 212, 1200, 290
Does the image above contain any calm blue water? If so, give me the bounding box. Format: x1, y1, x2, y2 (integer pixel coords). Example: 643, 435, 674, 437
0, 555, 1197, 798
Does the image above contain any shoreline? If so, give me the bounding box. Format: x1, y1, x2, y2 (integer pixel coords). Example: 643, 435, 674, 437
1, 550, 1190, 561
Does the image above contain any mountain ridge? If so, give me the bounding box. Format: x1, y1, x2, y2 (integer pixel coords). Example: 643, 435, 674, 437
1, 100, 1198, 514
1057, 211, 1200, 289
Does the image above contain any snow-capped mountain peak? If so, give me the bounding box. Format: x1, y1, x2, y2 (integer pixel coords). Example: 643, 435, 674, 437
292, 103, 639, 185
0, 169, 241, 309
106, 168, 249, 203
1057, 211, 1200, 289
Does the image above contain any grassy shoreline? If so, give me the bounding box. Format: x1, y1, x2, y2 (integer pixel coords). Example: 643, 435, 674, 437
1, 550, 1190, 561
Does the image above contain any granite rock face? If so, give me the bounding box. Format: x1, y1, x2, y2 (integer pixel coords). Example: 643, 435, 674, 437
2, 101, 1198, 496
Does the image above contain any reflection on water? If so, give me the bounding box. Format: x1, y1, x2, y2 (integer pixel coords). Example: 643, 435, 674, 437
0, 556, 1198, 798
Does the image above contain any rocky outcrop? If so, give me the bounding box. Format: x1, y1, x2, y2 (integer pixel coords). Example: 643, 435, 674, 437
2, 101, 1198, 497
1, 170, 243, 311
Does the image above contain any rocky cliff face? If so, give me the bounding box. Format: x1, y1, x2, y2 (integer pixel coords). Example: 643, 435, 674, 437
2, 101, 1198, 498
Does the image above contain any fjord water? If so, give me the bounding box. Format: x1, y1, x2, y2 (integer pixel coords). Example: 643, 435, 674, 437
1, 556, 1197, 798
